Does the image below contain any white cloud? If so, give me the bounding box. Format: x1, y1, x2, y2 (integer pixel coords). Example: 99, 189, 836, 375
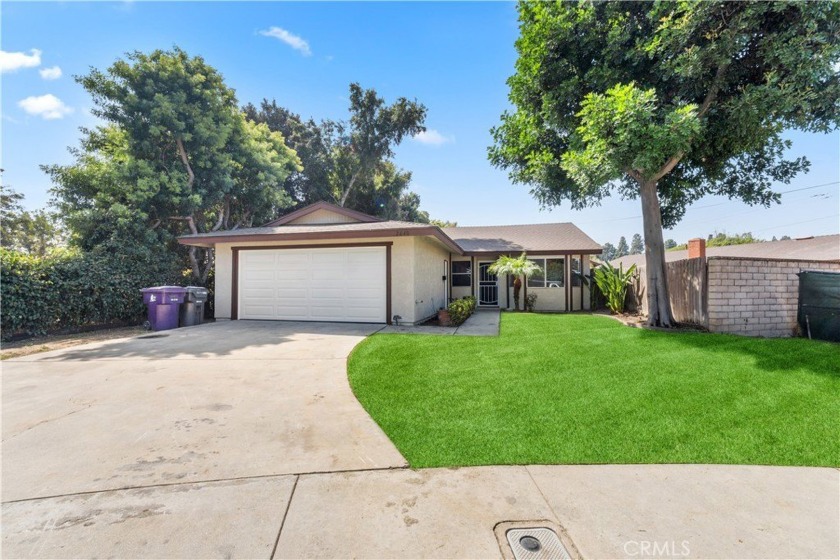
413, 129, 453, 146
0, 49, 42, 73
259, 26, 311, 56
39, 66, 62, 80
18, 94, 73, 120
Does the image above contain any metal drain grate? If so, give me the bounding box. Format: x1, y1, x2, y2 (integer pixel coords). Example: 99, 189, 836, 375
506, 527, 572, 560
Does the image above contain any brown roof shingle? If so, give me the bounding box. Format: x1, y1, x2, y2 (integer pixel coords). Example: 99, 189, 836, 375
443, 223, 602, 254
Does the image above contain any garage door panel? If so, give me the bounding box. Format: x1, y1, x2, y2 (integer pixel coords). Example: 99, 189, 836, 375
238, 247, 386, 323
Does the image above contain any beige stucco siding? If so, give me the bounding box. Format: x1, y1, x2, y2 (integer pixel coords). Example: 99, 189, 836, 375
412, 237, 450, 323
213, 236, 433, 324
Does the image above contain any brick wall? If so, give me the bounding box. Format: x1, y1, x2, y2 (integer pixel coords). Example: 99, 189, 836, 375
707, 257, 840, 337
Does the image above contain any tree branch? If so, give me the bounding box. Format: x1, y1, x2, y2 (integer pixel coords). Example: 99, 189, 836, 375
211, 204, 225, 232
648, 64, 729, 183
698, 63, 729, 118
170, 215, 198, 235
175, 138, 195, 188
339, 169, 362, 207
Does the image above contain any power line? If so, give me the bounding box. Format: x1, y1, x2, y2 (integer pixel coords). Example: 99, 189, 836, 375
752, 214, 839, 233
577, 180, 840, 225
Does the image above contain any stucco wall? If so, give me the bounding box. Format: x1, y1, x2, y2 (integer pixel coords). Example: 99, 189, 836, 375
412, 237, 450, 323
212, 236, 416, 323
707, 257, 840, 337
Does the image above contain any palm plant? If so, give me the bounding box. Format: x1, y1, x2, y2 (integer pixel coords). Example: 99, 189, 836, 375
488, 253, 543, 311
592, 262, 637, 314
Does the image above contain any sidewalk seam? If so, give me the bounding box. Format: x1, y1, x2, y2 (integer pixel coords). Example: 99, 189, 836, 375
270, 474, 299, 559
2, 465, 407, 505
524, 466, 562, 524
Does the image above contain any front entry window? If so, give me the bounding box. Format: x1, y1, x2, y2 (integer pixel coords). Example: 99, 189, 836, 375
451, 261, 471, 287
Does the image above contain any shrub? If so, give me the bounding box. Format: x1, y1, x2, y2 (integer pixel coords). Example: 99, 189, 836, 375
447, 296, 476, 326
1, 243, 181, 340
525, 293, 538, 312
592, 262, 637, 314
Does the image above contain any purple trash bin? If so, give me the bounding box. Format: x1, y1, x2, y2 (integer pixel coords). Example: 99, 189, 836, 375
140, 286, 187, 331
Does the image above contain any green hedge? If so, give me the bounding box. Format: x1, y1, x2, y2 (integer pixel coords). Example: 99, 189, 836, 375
1, 245, 181, 340
447, 296, 477, 326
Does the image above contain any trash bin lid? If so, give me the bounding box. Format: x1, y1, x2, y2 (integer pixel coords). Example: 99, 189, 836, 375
140, 285, 188, 294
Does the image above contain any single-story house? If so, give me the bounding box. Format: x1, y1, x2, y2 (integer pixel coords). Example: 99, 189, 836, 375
179, 201, 602, 324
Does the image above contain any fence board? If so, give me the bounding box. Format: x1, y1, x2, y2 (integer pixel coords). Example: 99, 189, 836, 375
628, 258, 708, 326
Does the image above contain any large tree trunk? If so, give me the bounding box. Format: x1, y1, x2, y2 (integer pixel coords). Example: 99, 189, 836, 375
639, 179, 674, 327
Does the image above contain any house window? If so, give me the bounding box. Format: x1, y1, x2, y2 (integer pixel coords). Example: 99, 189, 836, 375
451, 261, 471, 287
527, 258, 565, 288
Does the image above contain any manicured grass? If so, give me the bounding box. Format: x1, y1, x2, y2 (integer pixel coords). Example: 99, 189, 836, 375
348, 314, 840, 467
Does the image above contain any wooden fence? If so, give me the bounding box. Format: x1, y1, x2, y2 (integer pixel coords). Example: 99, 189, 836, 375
628, 257, 708, 326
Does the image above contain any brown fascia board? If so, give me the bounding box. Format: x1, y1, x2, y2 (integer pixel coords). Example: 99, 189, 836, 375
262, 201, 382, 227
461, 249, 604, 257
178, 226, 465, 255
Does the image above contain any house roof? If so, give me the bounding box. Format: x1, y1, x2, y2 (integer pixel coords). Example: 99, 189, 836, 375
443, 223, 602, 255
178, 219, 465, 253
611, 234, 840, 268
178, 201, 603, 255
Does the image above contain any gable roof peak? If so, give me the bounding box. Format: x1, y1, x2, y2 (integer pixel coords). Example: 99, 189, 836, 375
263, 201, 383, 227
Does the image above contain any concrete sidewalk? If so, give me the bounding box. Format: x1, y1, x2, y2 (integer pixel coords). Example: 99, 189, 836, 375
4, 464, 837, 559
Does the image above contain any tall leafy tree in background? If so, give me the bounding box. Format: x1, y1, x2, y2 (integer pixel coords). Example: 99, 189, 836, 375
629, 234, 644, 255
245, 88, 436, 222
490, 1, 840, 326
0, 185, 65, 257
615, 236, 629, 258
599, 242, 616, 262
333, 83, 426, 207
47, 48, 301, 283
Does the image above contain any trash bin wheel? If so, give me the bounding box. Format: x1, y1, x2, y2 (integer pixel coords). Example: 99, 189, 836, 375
143, 320, 152, 331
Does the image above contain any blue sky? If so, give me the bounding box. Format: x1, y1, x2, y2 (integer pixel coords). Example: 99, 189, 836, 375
2, 1, 838, 246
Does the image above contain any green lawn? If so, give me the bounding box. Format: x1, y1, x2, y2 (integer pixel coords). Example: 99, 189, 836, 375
348, 313, 840, 467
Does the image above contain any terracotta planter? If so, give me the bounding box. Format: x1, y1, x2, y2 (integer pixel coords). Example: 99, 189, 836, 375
438, 309, 452, 327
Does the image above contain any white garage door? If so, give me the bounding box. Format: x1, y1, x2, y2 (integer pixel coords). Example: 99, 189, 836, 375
238, 246, 386, 323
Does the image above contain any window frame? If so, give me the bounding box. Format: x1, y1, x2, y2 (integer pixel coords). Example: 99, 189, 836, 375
451, 261, 472, 287
527, 257, 565, 289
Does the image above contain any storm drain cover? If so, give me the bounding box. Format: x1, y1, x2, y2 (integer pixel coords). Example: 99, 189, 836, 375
506, 527, 572, 560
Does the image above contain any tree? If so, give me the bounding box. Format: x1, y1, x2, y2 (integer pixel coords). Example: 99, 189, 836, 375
430, 219, 457, 228
488, 253, 543, 311
600, 242, 617, 262
616, 237, 630, 258
48, 48, 301, 283
245, 94, 433, 222
490, 1, 839, 326
0, 185, 64, 257
664, 239, 678, 250
331, 84, 426, 207
243, 100, 333, 206
630, 234, 644, 255
780, 235, 792, 241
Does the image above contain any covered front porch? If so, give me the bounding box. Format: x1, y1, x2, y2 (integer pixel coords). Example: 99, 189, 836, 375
448, 253, 593, 312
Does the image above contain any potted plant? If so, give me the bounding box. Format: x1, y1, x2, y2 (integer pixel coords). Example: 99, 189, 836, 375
438, 307, 452, 326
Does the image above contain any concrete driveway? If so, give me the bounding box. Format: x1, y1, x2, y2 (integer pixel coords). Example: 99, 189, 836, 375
3, 321, 838, 559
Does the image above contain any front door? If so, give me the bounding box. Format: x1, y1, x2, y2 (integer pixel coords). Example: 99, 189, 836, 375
478, 262, 498, 306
